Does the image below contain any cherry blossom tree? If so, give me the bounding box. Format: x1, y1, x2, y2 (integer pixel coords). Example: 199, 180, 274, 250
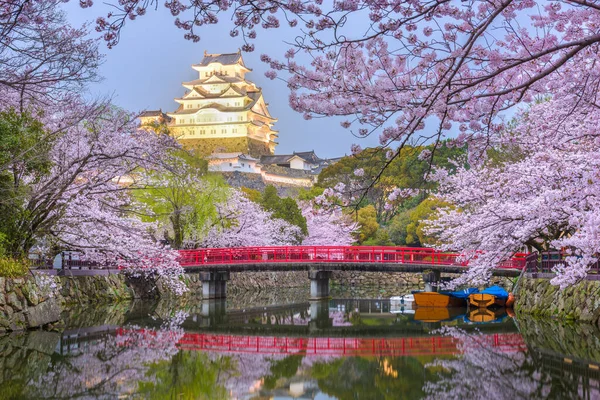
301, 202, 357, 246
1, 0, 100, 103
429, 95, 600, 288
199, 189, 302, 247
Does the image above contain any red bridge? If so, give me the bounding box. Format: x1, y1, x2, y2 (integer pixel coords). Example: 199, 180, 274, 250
177, 246, 532, 299
179, 246, 529, 271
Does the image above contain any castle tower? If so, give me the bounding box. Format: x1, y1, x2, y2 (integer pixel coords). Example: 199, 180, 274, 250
166, 50, 278, 157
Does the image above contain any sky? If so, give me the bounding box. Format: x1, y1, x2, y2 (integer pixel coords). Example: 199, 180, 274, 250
62, 3, 382, 159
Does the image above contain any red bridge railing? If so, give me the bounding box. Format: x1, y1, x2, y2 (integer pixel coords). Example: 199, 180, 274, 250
178, 246, 529, 269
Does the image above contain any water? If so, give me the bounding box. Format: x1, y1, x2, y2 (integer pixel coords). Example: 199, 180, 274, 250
1, 288, 599, 399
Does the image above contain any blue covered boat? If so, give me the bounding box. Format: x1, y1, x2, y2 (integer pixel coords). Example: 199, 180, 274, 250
469, 285, 509, 308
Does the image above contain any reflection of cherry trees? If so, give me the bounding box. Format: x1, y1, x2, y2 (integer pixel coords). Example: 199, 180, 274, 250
423, 327, 552, 400
29, 314, 187, 399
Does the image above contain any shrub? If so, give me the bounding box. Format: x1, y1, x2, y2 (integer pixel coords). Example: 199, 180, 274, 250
0, 257, 29, 278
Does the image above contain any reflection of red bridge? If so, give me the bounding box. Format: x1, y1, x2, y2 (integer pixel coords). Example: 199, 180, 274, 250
121, 329, 527, 357
178, 246, 531, 274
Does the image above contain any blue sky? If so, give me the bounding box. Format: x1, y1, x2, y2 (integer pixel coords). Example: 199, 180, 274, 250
62, 3, 382, 158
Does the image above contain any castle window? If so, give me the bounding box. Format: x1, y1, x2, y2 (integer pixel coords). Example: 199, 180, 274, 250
232, 128, 237, 133
227, 117, 232, 121
221, 129, 226, 134
229, 163, 232, 167
211, 129, 216, 134
238, 116, 244, 121
241, 163, 245, 167
235, 102, 240, 107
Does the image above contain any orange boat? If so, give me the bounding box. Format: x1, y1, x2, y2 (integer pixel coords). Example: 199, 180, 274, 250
413, 292, 466, 308
468, 286, 511, 308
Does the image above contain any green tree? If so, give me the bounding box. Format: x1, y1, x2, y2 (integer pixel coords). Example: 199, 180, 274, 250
258, 185, 308, 237
405, 196, 451, 247
134, 149, 229, 249
0, 109, 54, 256
357, 205, 380, 244
317, 142, 465, 224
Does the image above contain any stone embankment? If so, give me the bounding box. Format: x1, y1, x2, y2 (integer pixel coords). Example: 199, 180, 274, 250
516, 277, 600, 326
0, 273, 186, 332
227, 270, 427, 292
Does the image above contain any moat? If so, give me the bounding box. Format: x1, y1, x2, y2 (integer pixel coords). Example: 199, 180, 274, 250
2, 288, 599, 399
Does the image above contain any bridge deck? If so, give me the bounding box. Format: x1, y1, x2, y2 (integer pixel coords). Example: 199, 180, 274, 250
182, 261, 522, 277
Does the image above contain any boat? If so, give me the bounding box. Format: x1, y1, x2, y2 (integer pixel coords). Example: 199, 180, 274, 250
413, 288, 477, 308
468, 285, 509, 308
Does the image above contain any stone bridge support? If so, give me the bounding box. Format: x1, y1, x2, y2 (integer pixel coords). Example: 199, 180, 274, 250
309, 270, 332, 299
200, 271, 230, 299
422, 270, 441, 292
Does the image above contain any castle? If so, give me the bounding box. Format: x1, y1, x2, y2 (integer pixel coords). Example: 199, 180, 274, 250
140, 50, 277, 157
140, 51, 340, 187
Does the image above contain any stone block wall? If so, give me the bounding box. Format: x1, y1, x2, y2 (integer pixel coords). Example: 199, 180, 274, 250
0, 276, 62, 331
331, 271, 424, 288
516, 277, 600, 326
228, 271, 308, 293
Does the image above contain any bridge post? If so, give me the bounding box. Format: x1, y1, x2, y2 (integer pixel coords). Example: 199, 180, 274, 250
422, 269, 441, 292
309, 270, 332, 299
200, 271, 230, 299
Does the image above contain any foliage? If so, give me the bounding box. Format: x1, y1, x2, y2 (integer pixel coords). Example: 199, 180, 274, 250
135, 149, 228, 249
356, 205, 380, 244
317, 143, 463, 224
258, 185, 308, 236
405, 197, 450, 247
0, 257, 29, 278
78, 0, 600, 288
296, 186, 325, 201
0, 109, 54, 256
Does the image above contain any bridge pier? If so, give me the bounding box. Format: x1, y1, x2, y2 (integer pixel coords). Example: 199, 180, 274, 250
422, 270, 441, 292
200, 271, 230, 299
309, 270, 332, 300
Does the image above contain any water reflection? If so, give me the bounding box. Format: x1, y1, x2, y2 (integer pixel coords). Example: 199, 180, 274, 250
1, 291, 600, 399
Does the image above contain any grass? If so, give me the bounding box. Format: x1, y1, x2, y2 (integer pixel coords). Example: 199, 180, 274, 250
0, 257, 29, 278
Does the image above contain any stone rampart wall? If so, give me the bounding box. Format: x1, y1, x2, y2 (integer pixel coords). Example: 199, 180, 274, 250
516, 277, 600, 326
0, 273, 186, 332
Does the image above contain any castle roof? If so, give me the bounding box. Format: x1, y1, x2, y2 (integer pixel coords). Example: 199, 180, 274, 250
293, 151, 322, 164
194, 51, 249, 69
